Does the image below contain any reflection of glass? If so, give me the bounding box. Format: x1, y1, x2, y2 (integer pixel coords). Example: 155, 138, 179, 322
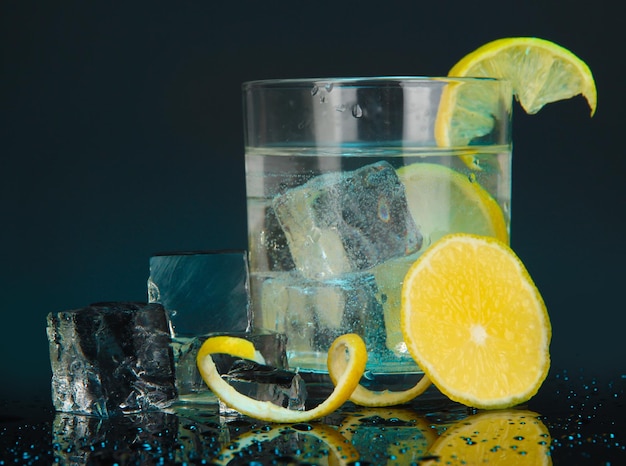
422, 409, 552, 465
243, 78, 512, 388
339, 407, 438, 464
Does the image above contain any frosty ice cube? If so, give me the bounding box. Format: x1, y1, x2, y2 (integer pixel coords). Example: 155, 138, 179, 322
46, 302, 176, 417
260, 272, 388, 371
148, 250, 251, 337
272, 161, 422, 280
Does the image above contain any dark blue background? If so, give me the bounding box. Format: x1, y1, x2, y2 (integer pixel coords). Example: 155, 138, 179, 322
1, 1, 623, 401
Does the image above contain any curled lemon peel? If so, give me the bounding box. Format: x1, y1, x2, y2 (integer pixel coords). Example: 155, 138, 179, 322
196, 333, 367, 423
328, 349, 431, 407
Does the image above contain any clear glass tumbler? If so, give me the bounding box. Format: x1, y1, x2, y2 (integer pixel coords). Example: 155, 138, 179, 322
243, 77, 512, 389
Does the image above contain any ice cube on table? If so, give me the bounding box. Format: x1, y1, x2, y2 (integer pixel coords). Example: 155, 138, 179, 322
272, 161, 422, 280
219, 359, 307, 415
148, 250, 251, 337
260, 272, 389, 371
173, 331, 289, 402
46, 302, 177, 417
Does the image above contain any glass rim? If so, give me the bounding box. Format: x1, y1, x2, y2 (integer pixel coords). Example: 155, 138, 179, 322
243, 75, 505, 89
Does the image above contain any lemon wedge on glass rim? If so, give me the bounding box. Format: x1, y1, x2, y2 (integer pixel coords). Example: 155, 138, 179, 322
436, 37, 597, 148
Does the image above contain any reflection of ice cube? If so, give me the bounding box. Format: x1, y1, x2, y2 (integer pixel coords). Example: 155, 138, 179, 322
52, 410, 178, 464
272, 161, 422, 280
148, 251, 251, 337
46, 302, 177, 417
260, 272, 387, 371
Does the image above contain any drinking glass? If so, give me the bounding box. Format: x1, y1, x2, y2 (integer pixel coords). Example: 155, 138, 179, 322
243, 77, 512, 389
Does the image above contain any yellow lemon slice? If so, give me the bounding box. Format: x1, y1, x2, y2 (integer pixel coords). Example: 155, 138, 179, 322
196, 333, 367, 422
401, 234, 551, 409
397, 163, 509, 246
422, 410, 552, 465
436, 37, 596, 147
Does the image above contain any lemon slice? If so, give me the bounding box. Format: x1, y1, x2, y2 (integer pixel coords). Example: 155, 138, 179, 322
423, 410, 552, 465
401, 234, 551, 409
450, 37, 597, 115
196, 333, 367, 422
436, 37, 596, 147
397, 163, 509, 245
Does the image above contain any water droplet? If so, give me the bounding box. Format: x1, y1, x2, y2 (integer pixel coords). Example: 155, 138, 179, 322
468, 173, 477, 183
325, 82, 334, 92
319, 95, 326, 104
311, 85, 319, 96
352, 104, 363, 118
292, 423, 313, 431
335, 104, 347, 112
378, 199, 390, 222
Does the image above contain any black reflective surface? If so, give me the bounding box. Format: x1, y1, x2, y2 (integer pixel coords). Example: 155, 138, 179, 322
2, 369, 624, 465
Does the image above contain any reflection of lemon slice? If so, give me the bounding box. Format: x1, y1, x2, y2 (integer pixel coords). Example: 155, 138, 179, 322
398, 163, 508, 245
436, 37, 596, 147
197, 333, 367, 422
422, 410, 552, 465
401, 234, 551, 409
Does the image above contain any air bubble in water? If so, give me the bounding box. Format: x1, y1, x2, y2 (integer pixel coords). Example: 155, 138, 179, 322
352, 104, 363, 118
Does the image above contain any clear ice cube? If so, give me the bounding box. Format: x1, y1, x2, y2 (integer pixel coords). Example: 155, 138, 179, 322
173, 331, 288, 401
147, 250, 251, 337
46, 302, 177, 417
272, 161, 422, 280
219, 359, 307, 415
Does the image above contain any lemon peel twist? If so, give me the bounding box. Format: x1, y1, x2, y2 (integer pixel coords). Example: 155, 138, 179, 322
196, 333, 367, 423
